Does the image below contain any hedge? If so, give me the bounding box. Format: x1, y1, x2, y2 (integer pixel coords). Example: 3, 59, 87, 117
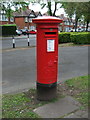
0, 24, 17, 36
58, 32, 71, 44
70, 32, 90, 44
58, 32, 90, 44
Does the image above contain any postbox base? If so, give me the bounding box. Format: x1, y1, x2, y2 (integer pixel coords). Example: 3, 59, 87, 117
37, 82, 57, 101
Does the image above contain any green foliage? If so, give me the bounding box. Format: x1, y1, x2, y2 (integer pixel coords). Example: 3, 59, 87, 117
58, 32, 90, 44
70, 32, 90, 44
61, 2, 90, 31
0, 24, 16, 26
58, 32, 71, 43
65, 76, 88, 89
65, 75, 88, 107
61, 2, 75, 19
1, 24, 17, 36
2, 93, 39, 118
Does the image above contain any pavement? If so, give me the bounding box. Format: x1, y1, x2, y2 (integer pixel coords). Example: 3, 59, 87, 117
33, 96, 88, 118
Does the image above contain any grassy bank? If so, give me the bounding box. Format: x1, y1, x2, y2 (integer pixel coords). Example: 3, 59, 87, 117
2, 75, 88, 118
65, 75, 88, 108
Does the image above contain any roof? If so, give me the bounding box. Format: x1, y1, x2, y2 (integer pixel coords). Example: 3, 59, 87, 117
58, 14, 75, 23
13, 8, 42, 17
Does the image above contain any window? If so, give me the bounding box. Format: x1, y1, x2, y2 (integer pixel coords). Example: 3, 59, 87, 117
10, 17, 14, 22
0, 14, 8, 21
67, 22, 69, 25
29, 14, 35, 17
30, 26, 36, 30
0, 15, 2, 21
71, 22, 73, 25
25, 17, 28, 22
29, 18, 33, 22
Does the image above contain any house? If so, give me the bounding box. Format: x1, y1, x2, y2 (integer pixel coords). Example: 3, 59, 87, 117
0, 6, 42, 30
13, 6, 42, 30
0, 10, 14, 25
58, 14, 74, 32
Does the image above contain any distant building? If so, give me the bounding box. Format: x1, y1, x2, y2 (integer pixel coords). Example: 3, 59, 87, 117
0, 6, 42, 30
0, 10, 14, 25
13, 6, 42, 30
58, 14, 74, 32
0, 8, 88, 31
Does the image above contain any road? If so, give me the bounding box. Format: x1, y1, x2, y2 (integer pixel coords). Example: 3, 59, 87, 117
1, 34, 36, 49
2, 42, 88, 94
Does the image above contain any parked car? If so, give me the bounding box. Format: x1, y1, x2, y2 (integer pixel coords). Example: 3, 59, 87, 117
77, 28, 83, 32
16, 29, 22, 36
21, 29, 28, 35
26, 30, 37, 34
69, 29, 75, 32
69, 28, 84, 32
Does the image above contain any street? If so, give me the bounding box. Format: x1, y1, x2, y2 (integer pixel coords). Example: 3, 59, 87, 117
1, 34, 36, 49
1, 35, 88, 94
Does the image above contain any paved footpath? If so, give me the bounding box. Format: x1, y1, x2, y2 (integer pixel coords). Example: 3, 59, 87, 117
33, 96, 88, 118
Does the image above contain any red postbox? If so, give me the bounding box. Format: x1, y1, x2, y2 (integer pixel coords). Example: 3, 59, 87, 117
32, 16, 63, 100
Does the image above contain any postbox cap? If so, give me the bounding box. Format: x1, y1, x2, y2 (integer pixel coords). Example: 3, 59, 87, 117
32, 16, 63, 24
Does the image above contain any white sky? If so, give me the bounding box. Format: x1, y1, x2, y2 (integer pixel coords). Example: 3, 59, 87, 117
29, 3, 66, 16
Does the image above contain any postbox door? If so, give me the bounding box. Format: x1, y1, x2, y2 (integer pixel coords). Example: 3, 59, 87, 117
44, 37, 58, 84
37, 37, 58, 85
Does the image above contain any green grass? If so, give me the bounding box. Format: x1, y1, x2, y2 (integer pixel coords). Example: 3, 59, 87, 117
2, 75, 88, 118
0, 24, 16, 26
58, 43, 76, 47
2, 91, 40, 118
2, 88, 60, 118
65, 75, 88, 108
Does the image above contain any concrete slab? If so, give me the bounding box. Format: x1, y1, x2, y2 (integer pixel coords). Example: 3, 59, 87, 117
33, 96, 81, 118
75, 110, 88, 118
64, 113, 81, 118
82, 113, 88, 118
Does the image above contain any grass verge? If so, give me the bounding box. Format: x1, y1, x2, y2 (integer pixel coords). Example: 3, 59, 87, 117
59, 75, 88, 108
2, 75, 88, 118
2, 88, 61, 118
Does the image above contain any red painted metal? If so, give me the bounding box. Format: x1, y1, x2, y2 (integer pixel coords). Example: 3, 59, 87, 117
33, 16, 63, 85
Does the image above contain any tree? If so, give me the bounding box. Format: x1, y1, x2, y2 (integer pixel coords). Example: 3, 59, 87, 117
61, 2, 84, 31
13, 1, 29, 11
0, 1, 29, 24
61, 2, 90, 32
0, 2, 13, 24
41, 0, 61, 16
81, 2, 90, 31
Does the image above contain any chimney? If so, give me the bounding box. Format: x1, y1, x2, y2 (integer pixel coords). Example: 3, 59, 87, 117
26, 6, 29, 9
61, 14, 64, 18
20, 7, 22, 12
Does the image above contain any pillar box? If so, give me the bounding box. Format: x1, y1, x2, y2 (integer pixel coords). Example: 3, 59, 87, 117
32, 16, 63, 100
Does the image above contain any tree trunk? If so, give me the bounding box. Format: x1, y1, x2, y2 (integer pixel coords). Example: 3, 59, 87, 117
8, 17, 10, 24
86, 21, 89, 32
53, 2, 57, 16
47, 2, 52, 16
75, 16, 78, 32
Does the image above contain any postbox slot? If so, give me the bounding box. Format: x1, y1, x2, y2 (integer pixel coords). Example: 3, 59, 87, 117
45, 32, 56, 35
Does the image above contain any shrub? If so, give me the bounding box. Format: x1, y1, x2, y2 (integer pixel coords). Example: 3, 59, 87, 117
58, 32, 90, 44
70, 32, 90, 44
58, 32, 71, 44
0, 24, 17, 36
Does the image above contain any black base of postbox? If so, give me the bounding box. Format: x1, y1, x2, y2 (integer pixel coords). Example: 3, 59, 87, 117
37, 82, 57, 101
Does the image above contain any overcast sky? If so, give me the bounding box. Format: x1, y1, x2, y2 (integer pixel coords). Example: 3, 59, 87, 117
29, 3, 66, 16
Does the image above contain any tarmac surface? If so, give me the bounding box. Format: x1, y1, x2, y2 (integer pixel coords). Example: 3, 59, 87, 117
1, 34, 36, 49
2, 45, 88, 94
